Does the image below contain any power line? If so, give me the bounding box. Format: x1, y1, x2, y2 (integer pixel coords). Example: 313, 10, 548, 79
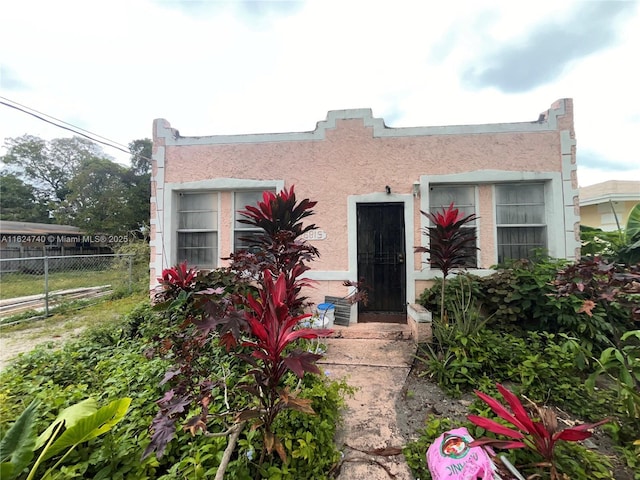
1, 96, 165, 264
0, 95, 133, 151
0, 97, 153, 163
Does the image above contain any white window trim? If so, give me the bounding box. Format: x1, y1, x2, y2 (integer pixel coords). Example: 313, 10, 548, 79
415, 171, 565, 279
176, 191, 219, 269
162, 179, 284, 269
494, 182, 548, 263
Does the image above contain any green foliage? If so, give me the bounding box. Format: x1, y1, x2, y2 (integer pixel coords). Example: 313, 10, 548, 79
581, 225, 623, 259
416, 328, 612, 420
0, 299, 348, 479
1, 135, 103, 203
582, 203, 640, 265
110, 240, 151, 297
0, 400, 38, 480
586, 330, 640, 422
1, 135, 152, 234
0, 174, 49, 222
55, 158, 133, 234
0, 398, 130, 480
419, 257, 637, 354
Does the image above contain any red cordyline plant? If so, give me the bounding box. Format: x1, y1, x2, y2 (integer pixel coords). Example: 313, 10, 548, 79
145, 186, 333, 469
232, 186, 319, 315
415, 202, 477, 321
468, 383, 609, 480
237, 270, 332, 461
156, 261, 197, 295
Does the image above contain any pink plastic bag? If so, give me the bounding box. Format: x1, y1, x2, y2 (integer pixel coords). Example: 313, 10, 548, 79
426, 427, 497, 479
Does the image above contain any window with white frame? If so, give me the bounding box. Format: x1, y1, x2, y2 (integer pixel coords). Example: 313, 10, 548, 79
495, 183, 547, 263
429, 185, 477, 268
177, 192, 217, 268
233, 190, 272, 252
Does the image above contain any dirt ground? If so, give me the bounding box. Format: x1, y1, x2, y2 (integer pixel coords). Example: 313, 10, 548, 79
395, 362, 634, 480
0, 322, 86, 371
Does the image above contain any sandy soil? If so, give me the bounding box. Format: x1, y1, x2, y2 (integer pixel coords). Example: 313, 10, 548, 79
0, 322, 86, 371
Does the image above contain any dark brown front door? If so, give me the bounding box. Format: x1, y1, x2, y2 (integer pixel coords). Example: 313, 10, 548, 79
356, 203, 406, 323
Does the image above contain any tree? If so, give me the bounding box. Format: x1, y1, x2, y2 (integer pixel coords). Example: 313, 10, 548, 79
1, 135, 110, 204
128, 138, 152, 176
0, 173, 50, 222
123, 139, 152, 237
54, 158, 132, 234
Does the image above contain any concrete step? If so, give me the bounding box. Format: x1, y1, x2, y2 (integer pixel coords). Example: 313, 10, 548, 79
319, 338, 414, 368
329, 322, 412, 340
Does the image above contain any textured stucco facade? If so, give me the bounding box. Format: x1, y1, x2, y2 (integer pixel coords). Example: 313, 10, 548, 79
150, 99, 579, 321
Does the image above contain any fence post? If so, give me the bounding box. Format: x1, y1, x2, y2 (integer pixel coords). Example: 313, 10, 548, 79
44, 256, 49, 316
128, 255, 133, 293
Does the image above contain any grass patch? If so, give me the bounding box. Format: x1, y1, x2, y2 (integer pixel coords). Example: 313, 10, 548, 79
1, 292, 147, 336
0, 269, 128, 299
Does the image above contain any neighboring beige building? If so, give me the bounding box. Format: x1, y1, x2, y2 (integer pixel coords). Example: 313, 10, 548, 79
150, 99, 579, 324
580, 180, 640, 231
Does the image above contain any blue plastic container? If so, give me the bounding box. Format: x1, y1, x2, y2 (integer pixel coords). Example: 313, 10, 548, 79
316, 303, 335, 327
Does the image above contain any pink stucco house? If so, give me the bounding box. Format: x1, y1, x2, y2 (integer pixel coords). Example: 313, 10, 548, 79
150, 98, 579, 327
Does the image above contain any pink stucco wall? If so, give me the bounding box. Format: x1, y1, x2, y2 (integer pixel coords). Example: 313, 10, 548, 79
150, 99, 578, 313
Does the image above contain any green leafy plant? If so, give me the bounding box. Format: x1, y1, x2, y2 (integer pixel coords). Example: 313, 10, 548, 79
586, 330, 640, 422
415, 202, 477, 322
582, 203, 640, 265
468, 383, 609, 480
0, 397, 131, 480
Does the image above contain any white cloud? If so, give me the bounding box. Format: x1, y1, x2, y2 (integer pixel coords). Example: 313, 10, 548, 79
1, 0, 638, 187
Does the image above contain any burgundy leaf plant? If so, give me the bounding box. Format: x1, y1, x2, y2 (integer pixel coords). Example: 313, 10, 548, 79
145, 186, 332, 467
467, 383, 609, 480
415, 202, 477, 322
238, 270, 332, 461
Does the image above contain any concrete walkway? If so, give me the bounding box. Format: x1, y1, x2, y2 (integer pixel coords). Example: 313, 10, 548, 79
318, 323, 417, 479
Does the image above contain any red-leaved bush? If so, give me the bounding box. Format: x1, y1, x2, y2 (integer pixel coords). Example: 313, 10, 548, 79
415, 202, 477, 321
145, 187, 333, 465
468, 383, 609, 479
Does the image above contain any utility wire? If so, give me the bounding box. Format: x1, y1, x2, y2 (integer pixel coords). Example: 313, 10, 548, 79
0, 95, 133, 151
1, 97, 167, 270
0, 97, 153, 163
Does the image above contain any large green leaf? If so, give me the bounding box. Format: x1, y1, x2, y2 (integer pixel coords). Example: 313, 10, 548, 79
625, 203, 640, 242
35, 398, 98, 450
0, 400, 39, 480
42, 398, 131, 461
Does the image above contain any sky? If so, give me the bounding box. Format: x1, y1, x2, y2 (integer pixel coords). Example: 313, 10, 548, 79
1, 0, 639, 187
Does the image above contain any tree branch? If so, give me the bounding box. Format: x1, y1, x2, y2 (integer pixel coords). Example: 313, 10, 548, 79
214, 421, 245, 480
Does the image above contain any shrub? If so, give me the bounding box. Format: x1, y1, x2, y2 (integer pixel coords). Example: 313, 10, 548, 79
419, 257, 638, 354
0, 301, 348, 479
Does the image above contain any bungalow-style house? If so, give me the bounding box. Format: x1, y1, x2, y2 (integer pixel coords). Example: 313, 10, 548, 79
150, 98, 579, 327
579, 180, 640, 231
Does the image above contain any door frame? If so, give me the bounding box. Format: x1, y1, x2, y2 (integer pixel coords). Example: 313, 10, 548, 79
347, 192, 416, 322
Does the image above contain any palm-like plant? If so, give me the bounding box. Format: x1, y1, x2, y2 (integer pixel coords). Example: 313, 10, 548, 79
415, 202, 477, 322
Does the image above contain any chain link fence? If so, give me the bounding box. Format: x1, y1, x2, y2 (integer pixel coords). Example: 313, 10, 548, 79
0, 254, 136, 320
